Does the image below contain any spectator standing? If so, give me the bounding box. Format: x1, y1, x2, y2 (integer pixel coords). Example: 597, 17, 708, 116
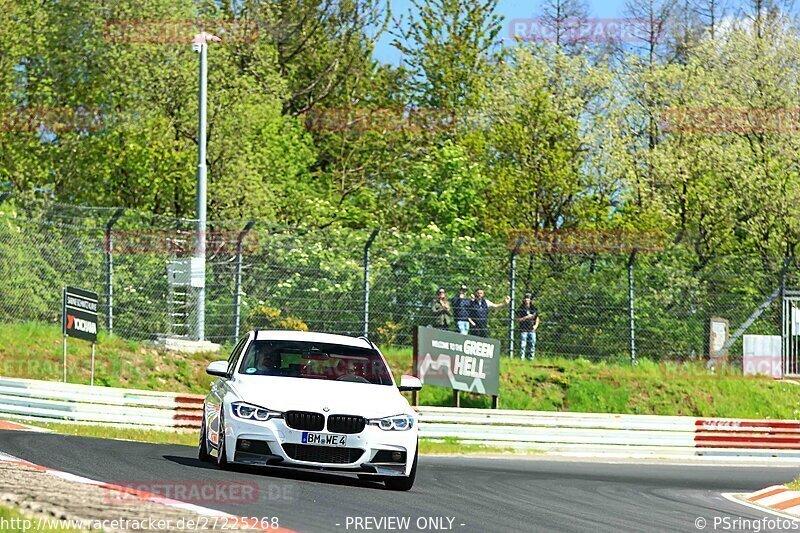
451, 284, 473, 334
470, 288, 509, 338
431, 287, 453, 330
516, 293, 540, 360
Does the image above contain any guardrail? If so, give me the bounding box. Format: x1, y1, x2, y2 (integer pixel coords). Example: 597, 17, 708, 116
417, 407, 800, 459
1, 378, 799, 459
0, 377, 202, 429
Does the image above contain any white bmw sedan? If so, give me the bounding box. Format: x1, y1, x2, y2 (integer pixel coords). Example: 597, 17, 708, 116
199, 330, 422, 491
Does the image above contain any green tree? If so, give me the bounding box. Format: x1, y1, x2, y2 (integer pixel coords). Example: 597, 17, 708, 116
481, 45, 619, 236
391, 0, 503, 111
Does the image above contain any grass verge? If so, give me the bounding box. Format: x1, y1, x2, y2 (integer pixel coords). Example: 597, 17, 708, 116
17, 420, 198, 446
2, 321, 800, 418
419, 437, 526, 455
0, 322, 217, 393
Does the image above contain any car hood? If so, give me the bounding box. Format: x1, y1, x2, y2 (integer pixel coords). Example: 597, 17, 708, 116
229, 375, 411, 419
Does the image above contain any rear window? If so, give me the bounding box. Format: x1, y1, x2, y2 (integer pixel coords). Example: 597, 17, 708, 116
237, 340, 393, 386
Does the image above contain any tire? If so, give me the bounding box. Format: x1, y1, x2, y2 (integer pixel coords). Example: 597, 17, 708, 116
216, 411, 229, 469
384, 449, 417, 491
198, 416, 211, 462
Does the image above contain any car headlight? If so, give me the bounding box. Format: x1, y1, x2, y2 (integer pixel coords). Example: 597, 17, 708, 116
369, 414, 414, 431
231, 402, 281, 421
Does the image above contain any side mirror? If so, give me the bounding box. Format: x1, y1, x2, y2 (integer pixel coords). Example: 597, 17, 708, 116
398, 375, 422, 392
206, 360, 231, 378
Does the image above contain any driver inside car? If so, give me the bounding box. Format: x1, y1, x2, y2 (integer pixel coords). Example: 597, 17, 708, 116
254, 349, 280, 374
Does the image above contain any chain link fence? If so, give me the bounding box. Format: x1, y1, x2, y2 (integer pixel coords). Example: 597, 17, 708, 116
0, 192, 795, 363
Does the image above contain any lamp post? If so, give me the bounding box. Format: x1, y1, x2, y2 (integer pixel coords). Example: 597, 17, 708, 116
192, 31, 220, 341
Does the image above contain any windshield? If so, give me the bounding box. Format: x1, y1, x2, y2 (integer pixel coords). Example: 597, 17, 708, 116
237, 340, 393, 386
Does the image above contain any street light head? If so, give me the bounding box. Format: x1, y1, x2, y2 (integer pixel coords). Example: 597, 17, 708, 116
193, 32, 222, 49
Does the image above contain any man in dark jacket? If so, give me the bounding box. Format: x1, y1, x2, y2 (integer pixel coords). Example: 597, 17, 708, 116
470, 288, 509, 338
451, 284, 473, 334
516, 293, 540, 360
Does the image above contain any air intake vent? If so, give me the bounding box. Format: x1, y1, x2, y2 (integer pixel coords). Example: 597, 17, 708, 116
327, 415, 366, 434
284, 411, 325, 431
282, 444, 364, 464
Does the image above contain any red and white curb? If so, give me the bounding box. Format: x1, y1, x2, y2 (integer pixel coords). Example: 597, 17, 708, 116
743, 485, 800, 516
0, 420, 50, 432
720, 485, 800, 521
0, 452, 296, 532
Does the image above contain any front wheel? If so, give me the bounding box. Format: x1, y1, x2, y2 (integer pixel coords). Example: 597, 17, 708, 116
198, 415, 211, 462
216, 411, 229, 469
384, 449, 417, 491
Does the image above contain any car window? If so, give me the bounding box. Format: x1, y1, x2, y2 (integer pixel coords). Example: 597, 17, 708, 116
237, 340, 393, 386
226, 337, 248, 376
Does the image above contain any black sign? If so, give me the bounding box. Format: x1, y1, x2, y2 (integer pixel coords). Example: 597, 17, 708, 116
62, 286, 98, 343
415, 327, 500, 396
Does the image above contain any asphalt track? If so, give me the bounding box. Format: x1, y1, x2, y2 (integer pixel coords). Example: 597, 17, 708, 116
0, 431, 797, 532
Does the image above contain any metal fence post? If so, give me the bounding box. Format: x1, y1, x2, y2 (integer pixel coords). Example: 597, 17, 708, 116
628, 252, 636, 365
233, 220, 255, 344
104, 208, 125, 336
508, 237, 522, 358
363, 229, 379, 337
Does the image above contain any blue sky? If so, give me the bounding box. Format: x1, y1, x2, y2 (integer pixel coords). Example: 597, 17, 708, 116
374, 0, 630, 65
371, 0, 795, 65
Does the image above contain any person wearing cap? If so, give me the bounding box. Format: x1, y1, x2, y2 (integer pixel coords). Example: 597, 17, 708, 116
451, 284, 473, 334
516, 293, 540, 360
431, 287, 453, 330
470, 288, 510, 338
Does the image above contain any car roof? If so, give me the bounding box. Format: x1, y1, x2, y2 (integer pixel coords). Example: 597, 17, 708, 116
251, 330, 373, 349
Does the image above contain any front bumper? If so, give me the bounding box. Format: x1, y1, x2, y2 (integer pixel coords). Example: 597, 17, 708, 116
222, 409, 417, 477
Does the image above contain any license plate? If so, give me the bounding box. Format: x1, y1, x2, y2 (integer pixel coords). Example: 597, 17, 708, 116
301, 432, 347, 447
